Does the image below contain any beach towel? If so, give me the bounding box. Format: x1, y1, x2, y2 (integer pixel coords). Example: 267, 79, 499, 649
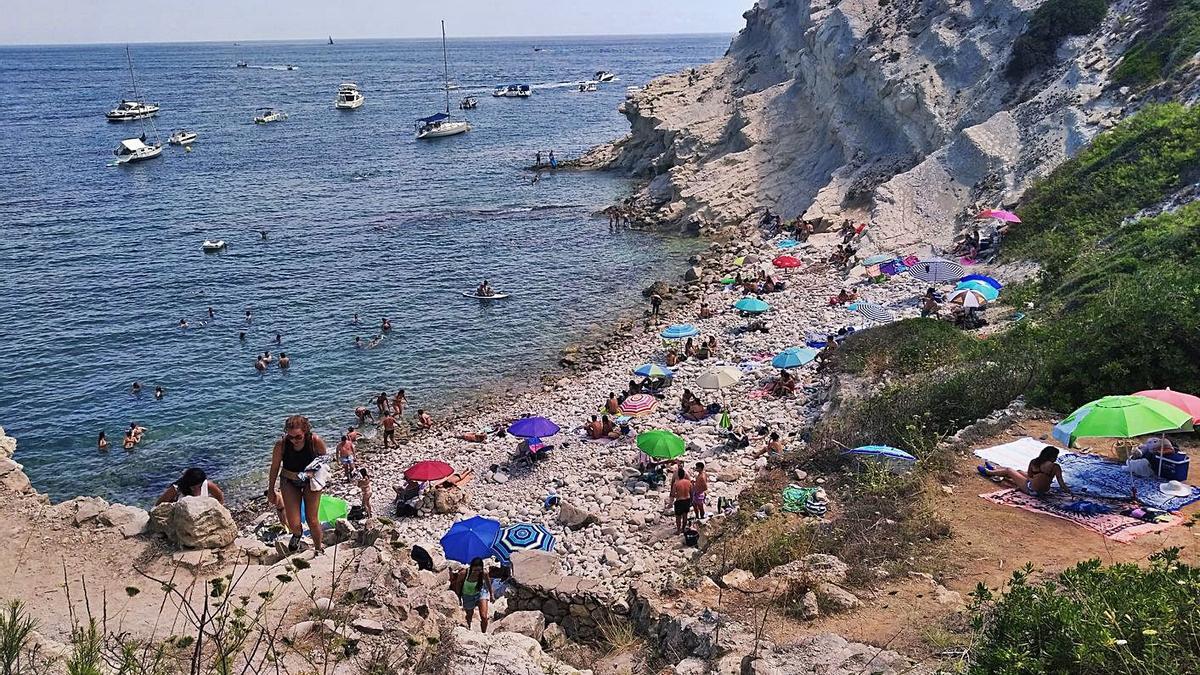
974, 437, 1054, 471
782, 486, 818, 513
981, 489, 1179, 543
747, 382, 776, 400
1058, 453, 1200, 511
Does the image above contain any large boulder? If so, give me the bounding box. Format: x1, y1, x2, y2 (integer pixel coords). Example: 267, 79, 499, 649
557, 501, 599, 530
99, 504, 150, 538
444, 627, 589, 675
0, 457, 32, 494
0, 426, 16, 459
150, 497, 236, 549
491, 610, 546, 642
427, 485, 468, 515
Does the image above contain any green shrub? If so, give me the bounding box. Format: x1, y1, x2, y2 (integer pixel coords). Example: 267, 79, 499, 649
1006, 0, 1110, 79
1113, 0, 1200, 87
969, 548, 1200, 674
831, 318, 975, 377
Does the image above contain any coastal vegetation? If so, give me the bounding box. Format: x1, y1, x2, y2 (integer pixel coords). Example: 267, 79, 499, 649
1113, 0, 1200, 87
968, 548, 1200, 674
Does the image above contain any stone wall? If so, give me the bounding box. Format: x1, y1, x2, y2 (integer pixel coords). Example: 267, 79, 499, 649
506, 550, 625, 642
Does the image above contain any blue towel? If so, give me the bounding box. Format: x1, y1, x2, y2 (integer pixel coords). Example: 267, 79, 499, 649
1058, 453, 1200, 512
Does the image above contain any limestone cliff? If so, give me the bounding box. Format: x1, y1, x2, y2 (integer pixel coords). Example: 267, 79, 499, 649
597, 0, 1191, 249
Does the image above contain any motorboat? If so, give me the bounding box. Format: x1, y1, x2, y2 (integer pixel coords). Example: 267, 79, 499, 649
594, 71, 616, 82
285, 64, 296, 71
335, 82, 364, 109
416, 112, 470, 139
254, 108, 287, 124
107, 99, 160, 121
492, 84, 532, 98
577, 81, 598, 93
446, 81, 461, 91
201, 240, 226, 252
459, 96, 478, 110
113, 137, 163, 164
168, 130, 198, 145
416, 22, 471, 140
235, 61, 248, 68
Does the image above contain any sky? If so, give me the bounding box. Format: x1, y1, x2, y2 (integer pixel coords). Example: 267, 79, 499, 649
0, 0, 755, 45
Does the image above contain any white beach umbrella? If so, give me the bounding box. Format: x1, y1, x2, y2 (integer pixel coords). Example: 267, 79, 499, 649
947, 288, 988, 308
696, 366, 743, 390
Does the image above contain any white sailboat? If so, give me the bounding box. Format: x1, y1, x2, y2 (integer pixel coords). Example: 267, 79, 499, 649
110, 46, 163, 164
107, 46, 159, 121
416, 21, 471, 140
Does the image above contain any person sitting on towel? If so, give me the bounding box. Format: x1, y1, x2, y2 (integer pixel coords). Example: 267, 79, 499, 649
978, 445, 1074, 498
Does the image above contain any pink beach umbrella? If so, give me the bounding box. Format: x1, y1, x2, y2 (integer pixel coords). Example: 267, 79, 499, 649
977, 209, 1021, 223
620, 394, 659, 417
1134, 388, 1200, 425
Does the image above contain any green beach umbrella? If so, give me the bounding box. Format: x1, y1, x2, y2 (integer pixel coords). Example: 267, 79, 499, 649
300, 494, 350, 525
636, 430, 686, 460
1052, 395, 1193, 447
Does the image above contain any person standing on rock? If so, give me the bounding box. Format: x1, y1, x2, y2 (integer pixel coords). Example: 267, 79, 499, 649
381, 412, 397, 450
393, 389, 408, 417
692, 462, 709, 521
267, 415, 328, 554
670, 464, 693, 535
451, 557, 493, 632
649, 293, 663, 324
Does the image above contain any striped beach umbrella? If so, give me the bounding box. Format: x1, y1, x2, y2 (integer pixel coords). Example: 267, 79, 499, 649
696, 365, 742, 390
772, 255, 803, 269
733, 297, 770, 314
620, 394, 659, 417
844, 445, 917, 461
493, 523, 556, 562
772, 347, 819, 369
947, 288, 988, 308
660, 324, 700, 340
906, 258, 965, 283
955, 280, 1000, 301
636, 429, 686, 460
853, 302, 894, 324
633, 363, 673, 379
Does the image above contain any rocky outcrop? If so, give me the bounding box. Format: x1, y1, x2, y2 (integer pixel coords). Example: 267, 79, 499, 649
595, 0, 1160, 247
149, 497, 237, 549
446, 627, 593, 675
506, 551, 621, 641
0, 427, 33, 494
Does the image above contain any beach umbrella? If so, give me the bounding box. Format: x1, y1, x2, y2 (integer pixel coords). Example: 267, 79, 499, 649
879, 260, 904, 276
772, 255, 802, 269
862, 253, 897, 266
772, 347, 819, 369
440, 516, 501, 564
844, 445, 917, 462
633, 363, 673, 379
720, 275, 737, 285
906, 258, 965, 283
493, 523, 556, 562
955, 280, 1000, 301
853, 302, 894, 324
620, 394, 659, 416
660, 324, 700, 340
636, 429, 686, 460
508, 416, 560, 438
733, 297, 770, 314
960, 273, 1003, 290
696, 365, 742, 390
777, 239, 800, 249
1134, 388, 1200, 424
1052, 395, 1194, 447
947, 288, 988, 308
299, 494, 350, 525
404, 460, 454, 482
977, 209, 1021, 223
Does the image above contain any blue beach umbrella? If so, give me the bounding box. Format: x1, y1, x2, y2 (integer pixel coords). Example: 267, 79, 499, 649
777, 239, 800, 249
955, 280, 999, 301
493, 523, 556, 562
733, 297, 770, 314
960, 273, 1003, 290
772, 347, 819, 369
440, 516, 502, 564
844, 445, 917, 461
508, 416, 560, 438
660, 324, 700, 340
633, 363, 673, 379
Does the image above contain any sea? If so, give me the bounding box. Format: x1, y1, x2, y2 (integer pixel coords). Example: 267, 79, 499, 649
0, 35, 728, 505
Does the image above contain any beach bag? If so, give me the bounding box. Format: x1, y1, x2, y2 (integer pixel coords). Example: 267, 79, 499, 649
348, 505, 365, 521
719, 411, 732, 430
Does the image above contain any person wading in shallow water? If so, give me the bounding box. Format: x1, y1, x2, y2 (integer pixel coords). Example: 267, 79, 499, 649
267, 415, 328, 554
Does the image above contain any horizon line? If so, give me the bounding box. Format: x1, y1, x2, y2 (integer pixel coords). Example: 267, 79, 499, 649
0, 30, 736, 48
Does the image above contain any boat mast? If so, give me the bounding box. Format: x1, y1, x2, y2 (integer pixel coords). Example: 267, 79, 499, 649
126, 45, 141, 102
441, 20, 451, 114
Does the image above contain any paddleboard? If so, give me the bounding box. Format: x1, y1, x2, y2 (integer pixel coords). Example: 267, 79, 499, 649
462, 292, 510, 299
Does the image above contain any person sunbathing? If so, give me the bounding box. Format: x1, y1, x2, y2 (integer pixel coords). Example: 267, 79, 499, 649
599, 415, 622, 439
416, 409, 434, 429
978, 446, 1073, 498
684, 338, 698, 359
665, 350, 681, 367
771, 370, 797, 397
828, 288, 857, 306
683, 400, 709, 421
586, 415, 605, 440
698, 302, 714, 319
441, 468, 475, 489
605, 393, 621, 415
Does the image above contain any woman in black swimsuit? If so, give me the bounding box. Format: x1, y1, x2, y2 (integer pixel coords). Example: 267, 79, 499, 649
267, 415, 328, 553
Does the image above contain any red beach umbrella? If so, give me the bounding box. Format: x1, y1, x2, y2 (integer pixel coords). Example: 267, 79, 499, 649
404, 460, 454, 482
620, 394, 659, 416
772, 255, 802, 269
1134, 388, 1200, 424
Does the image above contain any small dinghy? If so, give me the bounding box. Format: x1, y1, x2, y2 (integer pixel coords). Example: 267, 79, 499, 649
201, 240, 226, 252
168, 130, 198, 146
462, 291, 509, 300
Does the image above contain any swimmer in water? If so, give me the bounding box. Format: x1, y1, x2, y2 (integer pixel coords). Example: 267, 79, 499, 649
275, 333, 282, 345
263, 351, 273, 364
179, 319, 189, 329
381, 318, 392, 332
245, 310, 253, 324
279, 352, 290, 369
239, 331, 246, 341
260, 229, 268, 240
98, 431, 109, 451
154, 385, 165, 400
351, 313, 361, 326
354, 336, 363, 348
367, 335, 382, 349
123, 429, 136, 450
129, 421, 146, 442
208, 307, 215, 319
131, 382, 142, 395
255, 357, 266, 374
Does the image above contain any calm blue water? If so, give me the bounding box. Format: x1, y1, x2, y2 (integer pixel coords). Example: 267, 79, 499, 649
0, 35, 727, 504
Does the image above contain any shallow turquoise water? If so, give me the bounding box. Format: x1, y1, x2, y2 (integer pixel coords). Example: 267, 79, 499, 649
0, 35, 725, 504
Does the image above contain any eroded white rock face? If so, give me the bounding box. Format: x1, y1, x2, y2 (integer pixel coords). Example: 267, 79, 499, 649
601, 0, 1148, 247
